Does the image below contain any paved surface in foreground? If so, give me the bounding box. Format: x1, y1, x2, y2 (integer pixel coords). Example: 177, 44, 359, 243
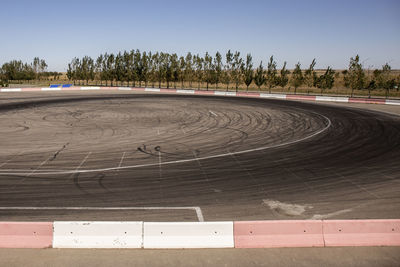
0, 90, 399, 221
1, 247, 399, 267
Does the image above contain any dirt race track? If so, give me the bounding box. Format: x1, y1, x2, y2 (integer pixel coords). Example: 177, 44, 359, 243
0, 91, 399, 222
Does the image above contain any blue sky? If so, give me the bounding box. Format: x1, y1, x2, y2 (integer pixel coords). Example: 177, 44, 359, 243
1, 0, 399, 71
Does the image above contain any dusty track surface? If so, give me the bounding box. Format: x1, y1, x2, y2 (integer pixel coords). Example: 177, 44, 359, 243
0, 91, 399, 221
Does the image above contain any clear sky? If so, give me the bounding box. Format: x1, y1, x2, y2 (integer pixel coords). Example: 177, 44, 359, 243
1, 0, 399, 71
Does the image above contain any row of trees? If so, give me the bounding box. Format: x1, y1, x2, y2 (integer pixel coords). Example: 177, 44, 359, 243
0, 58, 62, 86
67, 50, 399, 96
342, 56, 397, 97
2, 52, 398, 97
66, 50, 338, 93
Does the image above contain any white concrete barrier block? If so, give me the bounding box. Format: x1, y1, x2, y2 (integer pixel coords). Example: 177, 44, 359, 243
176, 89, 195, 94
214, 91, 226, 96
214, 91, 236, 96
145, 88, 161, 92
1, 88, 22, 92
53, 221, 143, 248
143, 222, 234, 248
385, 99, 400, 105
118, 87, 132, 90
316, 96, 348, 102
41, 87, 61, 91
260, 93, 286, 99
80, 86, 100, 90
225, 92, 237, 96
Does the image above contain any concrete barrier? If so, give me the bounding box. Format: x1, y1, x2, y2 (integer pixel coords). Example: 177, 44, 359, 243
236, 92, 260, 97
385, 99, 400, 105
0, 222, 53, 248
177, 89, 195, 94
323, 219, 400, 247
41, 87, 61, 91
143, 222, 234, 248
286, 95, 316, 101
195, 90, 215, 95
145, 88, 160, 92
1, 86, 398, 107
0, 88, 22, 92
53, 221, 143, 248
260, 93, 286, 99
214, 91, 237, 96
234, 220, 324, 248
315, 96, 349, 102
80, 86, 100, 90
21, 88, 41, 91
60, 86, 81, 91
349, 98, 385, 104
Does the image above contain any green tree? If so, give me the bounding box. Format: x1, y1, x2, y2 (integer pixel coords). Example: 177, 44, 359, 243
304, 59, 316, 90
277, 61, 290, 89
184, 52, 194, 88
194, 54, 204, 90
266, 56, 277, 93
366, 71, 378, 98
170, 53, 179, 89
290, 62, 303, 94
204, 52, 214, 90
316, 66, 335, 94
377, 63, 394, 98
179, 56, 186, 88
164, 53, 173, 89
254, 61, 266, 90
214, 52, 223, 89
222, 50, 233, 91
243, 54, 253, 91
141, 51, 150, 87
347, 55, 365, 97
95, 54, 104, 85
232, 51, 243, 92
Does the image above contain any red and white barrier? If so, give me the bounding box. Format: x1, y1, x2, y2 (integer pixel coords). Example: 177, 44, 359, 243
0, 86, 399, 107
0, 219, 399, 248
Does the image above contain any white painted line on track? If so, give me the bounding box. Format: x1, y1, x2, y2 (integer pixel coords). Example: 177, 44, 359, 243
0, 206, 205, 222
158, 151, 162, 179
118, 152, 126, 168
75, 152, 91, 172
0, 113, 331, 176
209, 110, 217, 117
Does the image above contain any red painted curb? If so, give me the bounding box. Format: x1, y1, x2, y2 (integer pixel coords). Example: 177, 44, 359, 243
234, 220, 324, 248
160, 88, 176, 93
236, 92, 260, 97
323, 219, 400, 247
21, 88, 41, 92
0, 222, 53, 248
